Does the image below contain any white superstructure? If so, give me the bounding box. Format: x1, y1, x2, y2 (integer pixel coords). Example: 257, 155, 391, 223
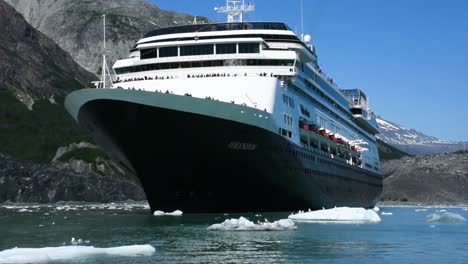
106, 9, 381, 173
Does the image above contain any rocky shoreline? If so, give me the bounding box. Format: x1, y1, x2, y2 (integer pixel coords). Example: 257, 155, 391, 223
381, 152, 468, 204
0, 154, 146, 203
2, 152, 467, 205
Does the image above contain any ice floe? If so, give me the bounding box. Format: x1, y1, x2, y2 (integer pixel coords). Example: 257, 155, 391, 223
0, 245, 155, 264
415, 209, 428, 212
426, 212, 466, 223
153, 210, 183, 216
381, 212, 393, 215
0, 202, 151, 212
288, 207, 381, 223
207, 217, 296, 231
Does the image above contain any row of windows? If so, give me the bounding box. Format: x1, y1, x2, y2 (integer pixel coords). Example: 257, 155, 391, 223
140, 43, 260, 59
138, 34, 300, 47
114, 59, 294, 74
279, 128, 292, 138
269, 142, 363, 171
289, 81, 374, 143
304, 78, 350, 119
282, 94, 295, 108
273, 143, 381, 182
330, 123, 341, 134
283, 114, 293, 127
300, 104, 310, 117
143, 22, 290, 38
302, 65, 350, 108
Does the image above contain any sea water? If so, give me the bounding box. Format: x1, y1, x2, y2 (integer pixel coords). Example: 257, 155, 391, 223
0, 203, 467, 263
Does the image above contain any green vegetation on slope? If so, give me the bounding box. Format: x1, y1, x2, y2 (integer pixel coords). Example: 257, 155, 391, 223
0, 92, 91, 162
377, 139, 411, 161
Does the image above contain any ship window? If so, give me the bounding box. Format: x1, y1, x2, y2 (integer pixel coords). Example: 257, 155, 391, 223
283, 114, 293, 126
216, 43, 236, 54
159, 46, 178, 57
191, 61, 202, 68
140, 48, 157, 59
282, 94, 295, 108
239, 43, 259, 53
180, 44, 214, 56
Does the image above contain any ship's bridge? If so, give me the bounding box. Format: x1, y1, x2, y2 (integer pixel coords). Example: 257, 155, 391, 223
134, 22, 316, 62
341, 89, 379, 135
143, 22, 293, 39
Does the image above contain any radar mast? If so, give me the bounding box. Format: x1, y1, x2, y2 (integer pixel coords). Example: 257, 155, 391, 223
214, 0, 255, 23
94, 14, 114, 89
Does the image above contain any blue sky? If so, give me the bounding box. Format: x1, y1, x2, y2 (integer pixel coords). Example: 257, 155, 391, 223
150, 0, 468, 141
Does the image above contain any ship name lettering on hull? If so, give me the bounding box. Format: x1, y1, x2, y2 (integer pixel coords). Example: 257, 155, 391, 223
227, 142, 257, 151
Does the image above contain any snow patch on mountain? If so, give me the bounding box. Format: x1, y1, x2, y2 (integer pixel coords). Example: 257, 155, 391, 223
376, 117, 451, 145
376, 117, 467, 155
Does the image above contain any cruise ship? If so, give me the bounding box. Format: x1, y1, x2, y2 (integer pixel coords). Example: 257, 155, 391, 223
65, 1, 382, 213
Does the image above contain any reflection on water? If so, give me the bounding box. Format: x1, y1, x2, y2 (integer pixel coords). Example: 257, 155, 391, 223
0, 204, 467, 263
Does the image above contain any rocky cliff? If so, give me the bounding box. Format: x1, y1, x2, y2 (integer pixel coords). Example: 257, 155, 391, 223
0, 154, 146, 203
381, 152, 468, 204
0, 0, 144, 203
5, 0, 209, 75
0, 0, 95, 109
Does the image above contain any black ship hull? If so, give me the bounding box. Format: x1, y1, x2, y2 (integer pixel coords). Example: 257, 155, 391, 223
65, 89, 382, 213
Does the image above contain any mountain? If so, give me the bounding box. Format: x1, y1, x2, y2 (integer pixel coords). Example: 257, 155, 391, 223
376, 117, 467, 155
0, 0, 145, 203
5, 0, 209, 76
381, 152, 468, 204
0, 0, 95, 109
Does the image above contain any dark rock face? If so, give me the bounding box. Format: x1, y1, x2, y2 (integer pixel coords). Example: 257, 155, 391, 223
381, 153, 468, 204
0, 154, 146, 203
0, 0, 95, 105
5, 0, 209, 75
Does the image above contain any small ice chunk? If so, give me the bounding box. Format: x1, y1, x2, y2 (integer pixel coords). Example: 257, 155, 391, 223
153, 210, 183, 216
207, 217, 296, 231
415, 209, 428, 212
381, 212, 393, 215
373, 207, 380, 212
165, 210, 182, 216
288, 207, 381, 223
426, 212, 466, 223
0, 245, 155, 263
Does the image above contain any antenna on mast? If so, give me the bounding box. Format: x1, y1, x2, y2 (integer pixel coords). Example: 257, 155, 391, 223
95, 14, 114, 89
300, 0, 304, 41
214, 0, 255, 23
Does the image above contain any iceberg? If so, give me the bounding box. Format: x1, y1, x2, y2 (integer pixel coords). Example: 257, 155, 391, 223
153, 210, 183, 216
288, 207, 381, 223
0, 245, 155, 264
426, 212, 466, 223
207, 217, 296, 231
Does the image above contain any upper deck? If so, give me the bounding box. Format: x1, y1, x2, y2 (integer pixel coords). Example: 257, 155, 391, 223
143, 22, 292, 38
